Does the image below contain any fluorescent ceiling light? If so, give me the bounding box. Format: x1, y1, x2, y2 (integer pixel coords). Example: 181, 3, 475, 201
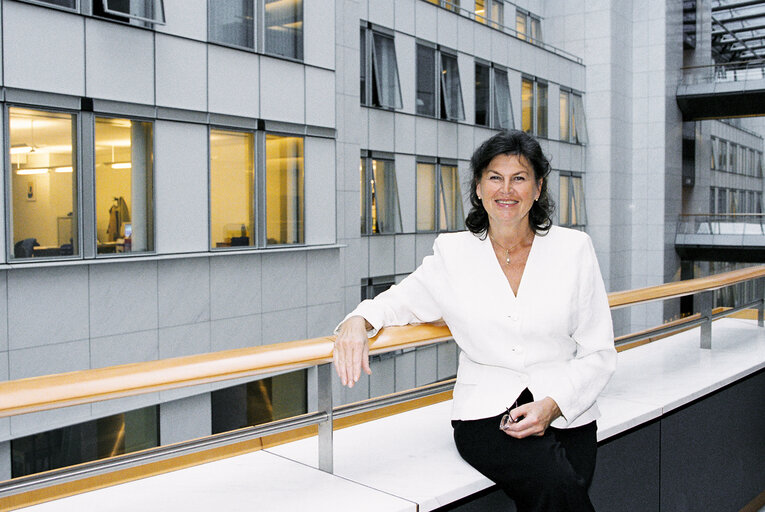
10, 146, 33, 155
54, 166, 73, 173
111, 162, 132, 169
17, 168, 49, 175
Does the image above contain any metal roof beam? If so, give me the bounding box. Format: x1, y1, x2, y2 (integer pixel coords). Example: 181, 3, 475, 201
712, 0, 765, 12
712, 22, 765, 34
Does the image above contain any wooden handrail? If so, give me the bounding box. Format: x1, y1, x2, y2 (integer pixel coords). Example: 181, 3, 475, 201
0, 266, 763, 418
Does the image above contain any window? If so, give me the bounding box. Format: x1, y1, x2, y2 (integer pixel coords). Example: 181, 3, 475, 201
730, 143, 738, 173
559, 173, 586, 227
95, 117, 154, 255
521, 77, 547, 137
718, 140, 728, 171
416, 43, 465, 120
210, 129, 255, 248
94, 0, 166, 26
516, 8, 541, 43
718, 188, 727, 213
208, 0, 303, 60
9, 107, 78, 259
559, 90, 587, 144
710, 187, 717, 214
264, 0, 303, 59
559, 90, 570, 142
28, 0, 76, 8
360, 26, 403, 109
361, 154, 402, 234
266, 134, 304, 245
710, 137, 717, 170
209, 0, 255, 48
12, 406, 158, 478
417, 160, 464, 232
426, 0, 460, 12
361, 275, 396, 300
475, 0, 503, 28
211, 370, 307, 434
475, 62, 514, 129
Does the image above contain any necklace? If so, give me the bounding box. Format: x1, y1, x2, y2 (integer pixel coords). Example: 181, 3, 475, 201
489, 232, 529, 265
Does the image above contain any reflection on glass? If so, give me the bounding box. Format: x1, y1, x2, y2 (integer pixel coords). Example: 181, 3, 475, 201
560, 91, 570, 141
209, 0, 254, 48
536, 82, 548, 137
559, 175, 570, 226
571, 175, 586, 225
266, 134, 304, 244
210, 129, 254, 248
417, 163, 437, 231
475, 0, 486, 23
95, 117, 153, 255
372, 32, 403, 109
440, 165, 465, 231
11, 406, 158, 478
264, 0, 303, 60
9, 107, 78, 259
475, 63, 490, 126
521, 78, 533, 133
494, 68, 513, 129
416, 45, 436, 116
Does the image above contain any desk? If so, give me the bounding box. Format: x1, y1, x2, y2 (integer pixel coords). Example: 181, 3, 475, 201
98, 242, 125, 254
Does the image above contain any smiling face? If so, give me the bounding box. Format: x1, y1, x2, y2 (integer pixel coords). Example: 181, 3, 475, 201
476, 153, 542, 231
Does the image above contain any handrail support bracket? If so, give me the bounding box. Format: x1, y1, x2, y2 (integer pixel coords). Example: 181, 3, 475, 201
698, 290, 714, 349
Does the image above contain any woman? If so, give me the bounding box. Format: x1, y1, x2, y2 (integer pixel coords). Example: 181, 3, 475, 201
334, 130, 616, 511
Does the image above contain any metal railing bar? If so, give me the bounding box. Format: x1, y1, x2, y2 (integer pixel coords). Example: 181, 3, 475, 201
0, 410, 329, 497
333, 379, 456, 420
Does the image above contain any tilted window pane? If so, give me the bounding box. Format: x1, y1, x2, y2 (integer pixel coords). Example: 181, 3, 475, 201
440, 165, 465, 231
266, 134, 304, 244
210, 129, 254, 248
571, 175, 586, 225
493, 68, 513, 129
572, 95, 587, 144
417, 163, 437, 232
559, 91, 570, 142
209, 0, 254, 48
474, 63, 491, 127
440, 53, 465, 120
95, 117, 154, 255
360, 28, 367, 104
371, 32, 403, 109
521, 78, 533, 133
559, 175, 570, 226
35, 0, 76, 8
371, 159, 402, 234
99, 0, 166, 25
360, 158, 368, 234
264, 0, 303, 60
475, 0, 487, 23
9, 107, 78, 259
416, 45, 436, 116
536, 82, 548, 137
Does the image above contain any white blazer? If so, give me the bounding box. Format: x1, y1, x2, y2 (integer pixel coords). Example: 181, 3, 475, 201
344, 226, 617, 429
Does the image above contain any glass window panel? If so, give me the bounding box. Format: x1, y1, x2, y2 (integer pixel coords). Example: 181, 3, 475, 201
759, 151, 763, 177
710, 137, 717, 170
371, 32, 403, 109
264, 0, 303, 60
709, 187, 716, 214
516, 10, 527, 40
9, 107, 78, 259
474, 63, 490, 127
718, 140, 727, 170
416, 45, 436, 116
371, 158, 402, 234
99, 0, 165, 25
95, 117, 154, 255
730, 143, 737, 172
521, 78, 533, 133
758, 192, 763, 213
530, 16, 542, 42
475, 0, 487, 23
440, 53, 465, 120
209, 0, 254, 48
536, 82, 548, 137
559, 174, 570, 225
11, 406, 158, 478
417, 163, 437, 232
718, 188, 727, 213
360, 28, 367, 104
35, 0, 76, 8
572, 94, 588, 144
494, 68, 513, 129
440, 165, 465, 231
445, 0, 460, 12
210, 129, 254, 248
491, 0, 504, 28
571, 175, 586, 225
559, 91, 570, 142
360, 158, 368, 234
266, 134, 304, 245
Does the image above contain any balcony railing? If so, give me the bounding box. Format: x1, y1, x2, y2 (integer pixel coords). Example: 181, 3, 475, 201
1, 265, 764, 510
680, 59, 765, 86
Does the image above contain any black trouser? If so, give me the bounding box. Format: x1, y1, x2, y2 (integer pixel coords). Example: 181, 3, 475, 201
452, 389, 598, 512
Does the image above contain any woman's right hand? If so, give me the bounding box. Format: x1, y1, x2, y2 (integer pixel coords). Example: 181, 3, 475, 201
333, 315, 372, 388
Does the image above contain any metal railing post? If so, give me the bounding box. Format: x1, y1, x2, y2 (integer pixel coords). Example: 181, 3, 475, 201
757, 278, 765, 328
698, 290, 714, 349
317, 363, 333, 473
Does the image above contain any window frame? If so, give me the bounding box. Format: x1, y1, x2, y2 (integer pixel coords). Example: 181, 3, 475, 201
416, 157, 465, 233
558, 171, 587, 227
99, 0, 166, 25
475, 60, 514, 129
93, 113, 156, 258
516, 8, 542, 43
5, 104, 82, 261
360, 24, 404, 110
361, 151, 403, 235
416, 41, 465, 121
521, 75, 547, 138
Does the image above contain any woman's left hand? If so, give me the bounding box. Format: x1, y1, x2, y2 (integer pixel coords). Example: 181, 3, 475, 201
501, 396, 561, 439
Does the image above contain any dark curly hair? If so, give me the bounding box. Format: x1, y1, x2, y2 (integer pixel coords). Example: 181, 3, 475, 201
465, 130, 554, 237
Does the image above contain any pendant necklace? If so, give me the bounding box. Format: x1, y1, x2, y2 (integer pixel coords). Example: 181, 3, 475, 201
489, 233, 528, 265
